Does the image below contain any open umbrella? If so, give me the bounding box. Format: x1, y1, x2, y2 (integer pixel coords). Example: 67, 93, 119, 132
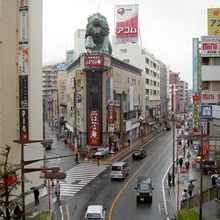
188, 178, 197, 182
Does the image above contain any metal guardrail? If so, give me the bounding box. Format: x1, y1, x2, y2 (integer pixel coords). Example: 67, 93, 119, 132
181, 185, 220, 209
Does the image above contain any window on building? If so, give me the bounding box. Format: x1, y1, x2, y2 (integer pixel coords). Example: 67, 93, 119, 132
132, 78, 136, 85
145, 68, 149, 74
201, 57, 209, 65
145, 89, 149, 95
146, 79, 149, 85
213, 57, 220, 65
145, 58, 149, 64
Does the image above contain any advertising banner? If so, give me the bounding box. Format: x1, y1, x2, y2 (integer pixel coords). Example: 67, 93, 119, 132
19, 108, 29, 141
19, 75, 28, 108
201, 91, 220, 103
171, 85, 174, 113
193, 94, 200, 129
201, 36, 220, 57
18, 45, 29, 75
18, 1, 29, 141
114, 107, 121, 132
19, 9, 28, 44
84, 53, 111, 69
115, 4, 138, 43
88, 110, 100, 146
107, 104, 115, 124
208, 8, 220, 36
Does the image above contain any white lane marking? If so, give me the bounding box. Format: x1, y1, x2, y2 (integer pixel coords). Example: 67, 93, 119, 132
162, 163, 172, 220
158, 203, 161, 215
60, 206, 64, 220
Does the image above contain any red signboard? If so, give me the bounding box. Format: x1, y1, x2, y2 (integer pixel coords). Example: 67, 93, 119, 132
115, 4, 139, 43
84, 53, 110, 69
88, 110, 100, 146
171, 85, 174, 113
107, 105, 115, 123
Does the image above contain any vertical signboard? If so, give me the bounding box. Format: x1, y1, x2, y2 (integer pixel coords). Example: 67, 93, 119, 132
208, 8, 220, 36
193, 94, 200, 130
115, 4, 139, 43
171, 85, 174, 113
88, 110, 100, 146
18, 0, 29, 141
192, 38, 201, 92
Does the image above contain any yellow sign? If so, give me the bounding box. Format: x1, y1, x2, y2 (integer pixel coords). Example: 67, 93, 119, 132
208, 8, 220, 35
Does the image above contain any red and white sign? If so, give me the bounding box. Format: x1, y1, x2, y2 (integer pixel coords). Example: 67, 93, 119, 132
201, 36, 220, 57
201, 91, 220, 103
115, 4, 139, 43
107, 104, 115, 123
84, 53, 110, 69
88, 110, 100, 146
171, 85, 174, 113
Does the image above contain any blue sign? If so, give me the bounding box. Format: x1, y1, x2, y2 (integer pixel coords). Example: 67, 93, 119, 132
201, 105, 212, 118
56, 63, 66, 71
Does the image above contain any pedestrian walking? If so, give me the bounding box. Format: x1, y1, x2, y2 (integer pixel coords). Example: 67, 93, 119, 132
168, 172, 172, 187
187, 181, 195, 197
75, 151, 79, 163
185, 161, 190, 171
211, 174, 217, 186
179, 157, 183, 168
64, 138, 67, 147
55, 181, 61, 201
182, 189, 189, 200
33, 188, 40, 205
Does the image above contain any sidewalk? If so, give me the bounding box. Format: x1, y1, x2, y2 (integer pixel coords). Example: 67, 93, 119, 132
167, 145, 220, 219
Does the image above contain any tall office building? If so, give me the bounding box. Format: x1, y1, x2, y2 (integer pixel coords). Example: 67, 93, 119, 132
0, 0, 44, 200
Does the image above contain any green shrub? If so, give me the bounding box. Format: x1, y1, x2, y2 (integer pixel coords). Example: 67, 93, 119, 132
40, 211, 51, 220
177, 209, 201, 220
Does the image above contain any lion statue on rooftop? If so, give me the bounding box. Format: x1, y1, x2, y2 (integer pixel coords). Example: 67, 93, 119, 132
85, 13, 112, 55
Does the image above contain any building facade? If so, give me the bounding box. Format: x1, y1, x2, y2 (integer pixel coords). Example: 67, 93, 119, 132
0, 0, 44, 201
112, 43, 161, 123
65, 52, 144, 156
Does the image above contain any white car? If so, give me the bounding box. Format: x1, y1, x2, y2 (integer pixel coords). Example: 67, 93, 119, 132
94, 147, 109, 157
85, 205, 106, 220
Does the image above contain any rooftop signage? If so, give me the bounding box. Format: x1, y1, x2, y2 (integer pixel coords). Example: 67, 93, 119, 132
201, 36, 220, 57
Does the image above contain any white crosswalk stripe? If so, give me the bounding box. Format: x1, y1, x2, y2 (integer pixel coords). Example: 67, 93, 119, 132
59, 163, 107, 197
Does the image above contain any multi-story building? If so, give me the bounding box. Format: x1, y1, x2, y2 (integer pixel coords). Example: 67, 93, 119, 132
0, 0, 44, 200
112, 43, 161, 122
74, 29, 86, 57
42, 62, 67, 131
65, 52, 144, 154
159, 61, 169, 119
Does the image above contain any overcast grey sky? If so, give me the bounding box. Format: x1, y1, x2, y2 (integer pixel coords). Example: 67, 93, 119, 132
43, 0, 220, 88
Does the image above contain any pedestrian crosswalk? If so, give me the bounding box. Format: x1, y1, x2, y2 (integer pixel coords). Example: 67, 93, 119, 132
59, 163, 107, 197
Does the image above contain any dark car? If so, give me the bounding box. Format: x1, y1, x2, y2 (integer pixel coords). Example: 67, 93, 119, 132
135, 176, 154, 203
132, 148, 146, 160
